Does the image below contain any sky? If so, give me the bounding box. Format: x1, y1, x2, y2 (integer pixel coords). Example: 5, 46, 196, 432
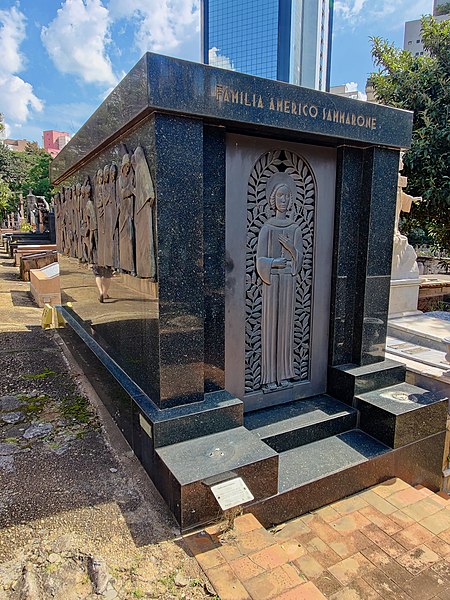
0, 0, 435, 144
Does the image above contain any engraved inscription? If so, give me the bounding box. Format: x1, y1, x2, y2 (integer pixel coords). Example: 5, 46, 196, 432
245, 150, 315, 393
214, 84, 377, 130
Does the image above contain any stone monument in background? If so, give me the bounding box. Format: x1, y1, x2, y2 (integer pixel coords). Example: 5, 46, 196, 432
389, 155, 422, 316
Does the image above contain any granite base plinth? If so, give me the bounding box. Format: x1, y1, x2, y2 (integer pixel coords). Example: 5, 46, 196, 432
246, 431, 446, 529
155, 427, 279, 530
355, 382, 448, 448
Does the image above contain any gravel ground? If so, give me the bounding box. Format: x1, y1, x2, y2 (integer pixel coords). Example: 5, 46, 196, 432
0, 245, 213, 599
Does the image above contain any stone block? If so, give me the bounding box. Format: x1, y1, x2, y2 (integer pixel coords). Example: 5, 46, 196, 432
356, 382, 448, 448
29, 262, 61, 307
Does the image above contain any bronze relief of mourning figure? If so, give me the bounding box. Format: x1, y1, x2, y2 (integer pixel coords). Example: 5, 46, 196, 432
53, 192, 62, 252
109, 163, 120, 271
83, 176, 97, 264
118, 152, 136, 274
68, 185, 76, 256
103, 164, 115, 268
256, 174, 303, 391
132, 146, 157, 280
75, 182, 83, 259
59, 188, 67, 254
70, 187, 77, 257
95, 168, 106, 267
80, 180, 91, 263
63, 186, 73, 256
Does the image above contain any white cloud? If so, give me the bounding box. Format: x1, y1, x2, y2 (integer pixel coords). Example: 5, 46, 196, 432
334, 0, 367, 20
334, 0, 432, 29
0, 6, 43, 130
0, 5, 26, 72
41, 0, 116, 86
0, 74, 43, 124
208, 47, 235, 71
345, 82, 358, 92
108, 0, 199, 55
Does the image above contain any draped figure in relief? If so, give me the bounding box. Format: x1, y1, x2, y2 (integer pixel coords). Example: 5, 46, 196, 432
132, 146, 157, 280
109, 163, 120, 271
95, 168, 106, 267
118, 152, 136, 274
256, 175, 303, 391
103, 164, 115, 268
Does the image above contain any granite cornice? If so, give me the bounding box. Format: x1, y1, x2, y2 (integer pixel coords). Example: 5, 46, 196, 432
51, 52, 413, 183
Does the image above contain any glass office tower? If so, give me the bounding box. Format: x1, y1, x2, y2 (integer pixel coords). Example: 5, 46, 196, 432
202, 0, 333, 91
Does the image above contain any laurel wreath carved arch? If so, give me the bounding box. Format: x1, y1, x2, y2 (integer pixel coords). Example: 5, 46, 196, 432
245, 149, 316, 393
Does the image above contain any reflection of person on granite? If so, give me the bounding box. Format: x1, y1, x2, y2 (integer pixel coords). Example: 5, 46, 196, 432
256, 180, 303, 391
93, 264, 113, 303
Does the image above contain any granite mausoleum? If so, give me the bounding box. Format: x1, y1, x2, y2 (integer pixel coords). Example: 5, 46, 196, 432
52, 53, 448, 530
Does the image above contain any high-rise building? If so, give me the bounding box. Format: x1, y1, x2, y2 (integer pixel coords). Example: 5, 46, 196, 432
43, 130, 71, 158
404, 0, 449, 55
201, 0, 333, 91
330, 83, 366, 101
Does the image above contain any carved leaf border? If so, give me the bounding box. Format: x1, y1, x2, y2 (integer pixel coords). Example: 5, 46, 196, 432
245, 150, 316, 393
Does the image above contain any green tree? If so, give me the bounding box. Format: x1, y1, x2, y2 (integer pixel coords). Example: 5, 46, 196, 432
19, 142, 53, 201
369, 16, 450, 252
0, 176, 13, 219
0, 141, 53, 210
435, 3, 450, 16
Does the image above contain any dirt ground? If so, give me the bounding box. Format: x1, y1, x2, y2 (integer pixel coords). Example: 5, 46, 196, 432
0, 245, 213, 599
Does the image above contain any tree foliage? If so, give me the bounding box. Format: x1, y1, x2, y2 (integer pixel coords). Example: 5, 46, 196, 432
0, 141, 53, 214
369, 16, 450, 252
435, 3, 450, 16
0, 176, 13, 214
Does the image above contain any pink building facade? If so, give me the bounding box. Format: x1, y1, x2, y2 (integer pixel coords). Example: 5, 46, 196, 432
43, 130, 71, 157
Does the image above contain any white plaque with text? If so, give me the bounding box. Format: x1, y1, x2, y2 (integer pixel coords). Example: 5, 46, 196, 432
210, 477, 254, 511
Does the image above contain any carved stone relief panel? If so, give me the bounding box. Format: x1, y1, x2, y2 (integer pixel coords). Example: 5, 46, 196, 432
55, 146, 157, 281
245, 150, 315, 394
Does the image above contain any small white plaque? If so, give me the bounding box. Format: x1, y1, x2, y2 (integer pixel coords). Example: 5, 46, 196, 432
139, 414, 152, 438
210, 477, 254, 511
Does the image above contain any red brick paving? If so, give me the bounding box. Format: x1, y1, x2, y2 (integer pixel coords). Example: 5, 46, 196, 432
183, 479, 450, 599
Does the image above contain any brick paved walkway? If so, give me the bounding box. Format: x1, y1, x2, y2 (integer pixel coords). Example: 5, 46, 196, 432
184, 479, 450, 600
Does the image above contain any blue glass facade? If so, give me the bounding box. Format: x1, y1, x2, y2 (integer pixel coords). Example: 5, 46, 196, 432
206, 0, 280, 79
202, 0, 333, 91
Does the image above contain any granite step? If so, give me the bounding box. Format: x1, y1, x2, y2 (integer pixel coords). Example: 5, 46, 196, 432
245, 427, 445, 528
328, 359, 406, 405
355, 382, 448, 448
155, 426, 279, 530
277, 429, 390, 492
244, 394, 357, 453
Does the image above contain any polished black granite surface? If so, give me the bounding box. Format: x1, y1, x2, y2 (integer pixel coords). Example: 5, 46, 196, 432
153, 114, 205, 407
151, 390, 243, 447
203, 125, 226, 392
51, 54, 413, 183
156, 426, 277, 485
248, 431, 446, 529
328, 359, 406, 405
356, 382, 448, 448
155, 426, 279, 528
245, 395, 357, 452
278, 430, 390, 492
